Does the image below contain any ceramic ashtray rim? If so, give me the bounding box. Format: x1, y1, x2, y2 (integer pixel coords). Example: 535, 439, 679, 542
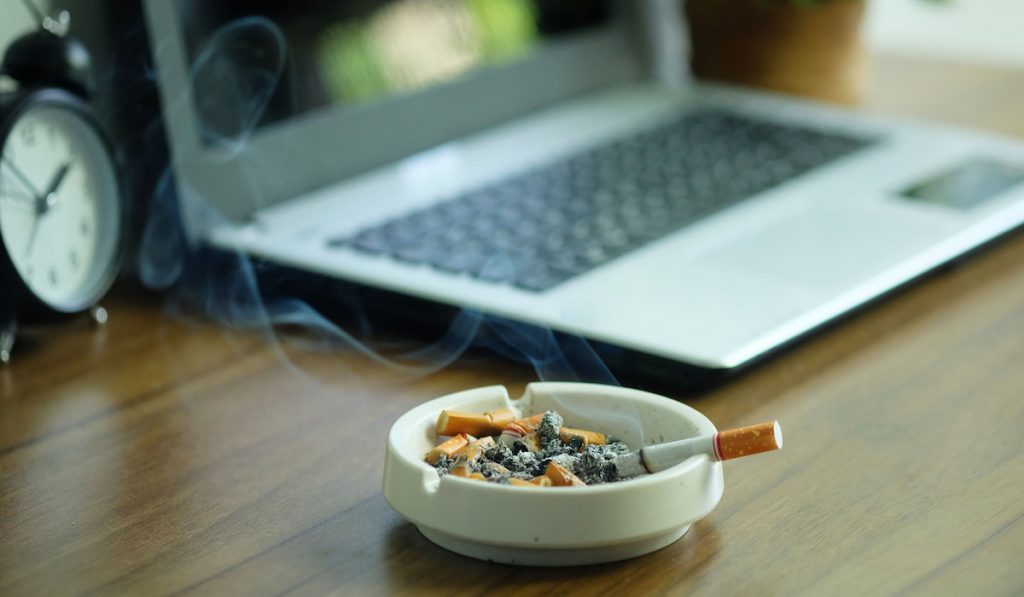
383, 382, 725, 552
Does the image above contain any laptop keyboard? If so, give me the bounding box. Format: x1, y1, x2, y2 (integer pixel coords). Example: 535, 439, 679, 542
329, 109, 875, 291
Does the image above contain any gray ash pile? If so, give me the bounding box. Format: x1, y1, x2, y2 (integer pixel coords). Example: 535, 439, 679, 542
426, 408, 634, 487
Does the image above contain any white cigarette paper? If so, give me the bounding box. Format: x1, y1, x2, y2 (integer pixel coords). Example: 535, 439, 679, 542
614, 421, 783, 477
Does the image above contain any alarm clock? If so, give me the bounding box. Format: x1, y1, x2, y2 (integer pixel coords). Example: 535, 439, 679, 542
0, 10, 125, 363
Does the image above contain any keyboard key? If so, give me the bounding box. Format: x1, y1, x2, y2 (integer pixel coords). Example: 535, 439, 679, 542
329, 109, 875, 292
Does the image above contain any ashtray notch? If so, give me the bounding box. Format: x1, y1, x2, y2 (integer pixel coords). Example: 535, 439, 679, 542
383, 382, 726, 566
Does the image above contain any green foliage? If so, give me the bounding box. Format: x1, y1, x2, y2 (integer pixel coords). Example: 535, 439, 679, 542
466, 0, 538, 61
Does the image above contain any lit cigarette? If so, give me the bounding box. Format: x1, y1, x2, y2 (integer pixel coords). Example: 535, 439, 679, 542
436, 407, 516, 437
614, 421, 783, 477
545, 461, 587, 487
559, 427, 606, 446
424, 433, 474, 465
449, 436, 497, 477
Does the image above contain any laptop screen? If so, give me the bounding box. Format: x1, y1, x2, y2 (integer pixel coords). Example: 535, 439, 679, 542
176, 0, 613, 146
146, 0, 640, 219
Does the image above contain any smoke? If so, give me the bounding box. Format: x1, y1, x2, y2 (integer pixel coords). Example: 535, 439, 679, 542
135, 14, 627, 401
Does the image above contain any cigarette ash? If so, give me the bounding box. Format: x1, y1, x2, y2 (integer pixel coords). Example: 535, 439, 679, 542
436, 410, 633, 485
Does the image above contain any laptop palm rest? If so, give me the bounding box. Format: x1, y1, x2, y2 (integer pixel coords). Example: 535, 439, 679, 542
702, 207, 939, 292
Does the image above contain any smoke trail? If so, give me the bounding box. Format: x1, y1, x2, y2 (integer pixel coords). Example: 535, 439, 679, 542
136, 14, 626, 399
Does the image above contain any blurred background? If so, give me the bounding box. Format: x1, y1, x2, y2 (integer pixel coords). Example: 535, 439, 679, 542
5, 0, 1024, 70
868, 0, 1024, 69
1, 0, 1021, 278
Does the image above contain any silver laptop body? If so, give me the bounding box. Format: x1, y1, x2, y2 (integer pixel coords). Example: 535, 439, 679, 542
143, 0, 1024, 376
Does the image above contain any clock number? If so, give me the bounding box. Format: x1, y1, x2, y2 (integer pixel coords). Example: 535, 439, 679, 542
80, 218, 90, 237
49, 268, 58, 287
69, 250, 79, 271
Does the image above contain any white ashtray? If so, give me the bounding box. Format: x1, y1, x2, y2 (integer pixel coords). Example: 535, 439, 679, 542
383, 382, 725, 566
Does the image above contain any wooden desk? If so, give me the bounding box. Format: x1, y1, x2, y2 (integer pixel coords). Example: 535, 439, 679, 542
2, 55, 1023, 595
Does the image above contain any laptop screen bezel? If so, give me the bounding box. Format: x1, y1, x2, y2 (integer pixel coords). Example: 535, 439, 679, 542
143, 0, 647, 221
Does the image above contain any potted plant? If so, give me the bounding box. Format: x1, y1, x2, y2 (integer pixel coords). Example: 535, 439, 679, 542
685, 0, 941, 105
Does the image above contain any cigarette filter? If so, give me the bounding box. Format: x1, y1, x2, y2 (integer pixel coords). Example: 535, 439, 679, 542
436, 407, 516, 437
716, 421, 783, 460
506, 475, 554, 488
449, 436, 497, 477
424, 433, 473, 465
614, 421, 783, 477
545, 461, 587, 487
517, 432, 542, 453
497, 413, 551, 447
559, 427, 607, 446
480, 461, 511, 477
499, 413, 545, 441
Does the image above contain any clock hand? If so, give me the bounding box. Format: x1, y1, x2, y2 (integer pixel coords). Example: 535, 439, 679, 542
42, 161, 72, 203
25, 212, 42, 257
21, 162, 72, 257
0, 155, 43, 199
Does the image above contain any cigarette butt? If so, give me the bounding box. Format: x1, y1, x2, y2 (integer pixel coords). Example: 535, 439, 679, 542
518, 432, 542, 453
545, 461, 587, 487
505, 413, 545, 436
498, 413, 547, 447
452, 436, 496, 460
464, 472, 487, 481
509, 475, 553, 487
436, 407, 516, 437
498, 429, 521, 447
450, 436, 496, 477
559, 427, 607, 446
480, 461, 510, 477
424, 433, 473, 465
716, 421, 783, 461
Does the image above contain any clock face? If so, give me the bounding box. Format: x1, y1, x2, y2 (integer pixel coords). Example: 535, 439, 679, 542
0, 101, 121, 312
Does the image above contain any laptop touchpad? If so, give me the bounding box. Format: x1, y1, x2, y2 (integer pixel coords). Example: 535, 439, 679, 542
702, 208, 937, 291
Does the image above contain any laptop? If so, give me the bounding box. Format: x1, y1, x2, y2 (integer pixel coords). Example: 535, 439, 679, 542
142, 0, 1024, 384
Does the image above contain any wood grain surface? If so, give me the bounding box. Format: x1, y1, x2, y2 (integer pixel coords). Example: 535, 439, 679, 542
2, 54, 1024, 595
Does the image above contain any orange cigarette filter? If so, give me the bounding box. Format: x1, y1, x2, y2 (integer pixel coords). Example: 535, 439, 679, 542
436, 407, 516, 437
424, 433, 473, 465
502, 413, 546, 436
545, 461, 587, 487
508, 475, 553, 487
717, 421, 783, 461
449, 436, 497, 477
559, 427, 606, 446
